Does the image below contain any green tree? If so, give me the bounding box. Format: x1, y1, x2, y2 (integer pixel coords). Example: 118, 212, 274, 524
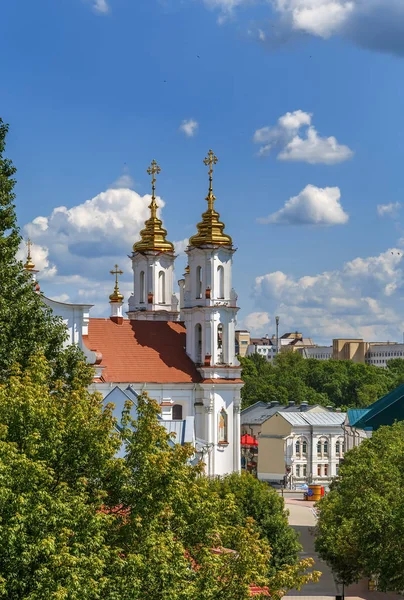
208, 472, 301, 574
0, 354, 319, 599
315, 422, 404, 592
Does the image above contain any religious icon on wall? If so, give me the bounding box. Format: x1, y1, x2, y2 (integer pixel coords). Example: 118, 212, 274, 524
218, 409, 228, 444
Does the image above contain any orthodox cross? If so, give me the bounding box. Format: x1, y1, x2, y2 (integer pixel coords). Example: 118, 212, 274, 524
203, 149, 218, 205
147, 159, 161, 200
26, 238, 32, 260
110, 264, 123, 294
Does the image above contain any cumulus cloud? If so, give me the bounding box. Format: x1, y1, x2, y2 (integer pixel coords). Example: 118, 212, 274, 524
200, 0, 404, 56
377, 202, 401, 218
174, 238, 189, 255
253, 111, 353, 164
179, 119, 199, 138
251, 248, 404, 343
21, 184, 173, 315
92, 0, 109, 14
244, 311, 271, 333
259, 184, 349, 226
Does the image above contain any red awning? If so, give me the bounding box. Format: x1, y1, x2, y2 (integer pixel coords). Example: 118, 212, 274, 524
241, 434, 258, 447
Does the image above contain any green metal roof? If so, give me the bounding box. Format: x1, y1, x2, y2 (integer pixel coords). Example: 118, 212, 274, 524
347, 408, 370, 427
354, 383, 404, 429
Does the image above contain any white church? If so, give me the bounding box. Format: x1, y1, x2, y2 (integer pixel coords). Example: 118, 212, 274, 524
26, 151, 243, 476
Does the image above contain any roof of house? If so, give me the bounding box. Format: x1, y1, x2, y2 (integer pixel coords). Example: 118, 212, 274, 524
241, 401, 327, 426
352, 383, 404, 430
280, 411, 346, 427
84, 318, 201, 384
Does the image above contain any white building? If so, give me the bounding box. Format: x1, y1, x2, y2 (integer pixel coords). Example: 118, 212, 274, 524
297, 346, 333, 360
365, 343, 404, 367
256, 410, 346, 487
32, 152, 243, 477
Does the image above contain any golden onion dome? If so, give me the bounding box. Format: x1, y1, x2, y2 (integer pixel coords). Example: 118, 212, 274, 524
189, 150, 232, 248
133, 160, 174, 253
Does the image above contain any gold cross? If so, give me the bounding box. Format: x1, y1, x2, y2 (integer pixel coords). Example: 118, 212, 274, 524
203, 149, 218, 198
110, 264, 123, 290
147, 159, 161, 200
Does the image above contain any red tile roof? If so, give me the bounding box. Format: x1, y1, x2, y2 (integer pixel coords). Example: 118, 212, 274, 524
83, 319, 201, 384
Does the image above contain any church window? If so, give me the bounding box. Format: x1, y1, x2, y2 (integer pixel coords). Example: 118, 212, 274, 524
195, 323, 202, 364
217, 323, 224, 364
158, 270, 166, 304
218, 409, 228, 444
172, 405, 183, 420
140, 271, 145, 303
196, 266, 203, 299
217, 265, 224, 299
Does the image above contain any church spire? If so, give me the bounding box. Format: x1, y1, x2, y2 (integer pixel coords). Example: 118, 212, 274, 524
189, 150, 232, 248
133, 160, 174, 253
109, 264, 124, 303
24, 238, 35, 271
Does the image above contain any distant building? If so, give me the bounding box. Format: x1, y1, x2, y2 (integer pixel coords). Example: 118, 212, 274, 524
235, 330, 251, 357
256, 410, 346, 487
247, 336, 278, 361
295, 338, 404, 368
344, 384, 404, 450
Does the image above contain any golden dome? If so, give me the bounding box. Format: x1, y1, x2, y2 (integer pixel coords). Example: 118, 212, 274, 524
24, 239, 36, 271
109, 264, 124, 303
189, 150, 232, 248
133, 160, 174, 254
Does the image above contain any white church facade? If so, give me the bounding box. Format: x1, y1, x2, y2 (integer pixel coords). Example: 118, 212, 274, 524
29, 151, 243, 477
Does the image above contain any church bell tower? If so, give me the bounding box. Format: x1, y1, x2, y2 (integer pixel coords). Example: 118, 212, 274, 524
128, 160, 179, 321
180, 150, 239, 368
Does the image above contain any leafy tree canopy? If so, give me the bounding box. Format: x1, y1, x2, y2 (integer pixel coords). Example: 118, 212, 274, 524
315, 422, 404, 592
0, 118, 90, 384
240, 351, 402, 409
0, 354, 319, 599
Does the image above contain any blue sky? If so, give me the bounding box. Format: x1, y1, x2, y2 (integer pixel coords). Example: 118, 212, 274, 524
3, 0, 404, 343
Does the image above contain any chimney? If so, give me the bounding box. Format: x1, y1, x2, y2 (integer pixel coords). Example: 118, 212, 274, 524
326, 405, 334, 411
288, 401, 295, 407
300, 402, 308, 412
336, 407, 342, 413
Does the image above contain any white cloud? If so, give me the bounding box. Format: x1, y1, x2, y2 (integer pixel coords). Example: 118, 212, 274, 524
111, 171, 135, 189
253, 111, 353, 164
93, 0, 109, 14
244, 311, 271, 333
179, 119, 199, 138
252, 248, 404, 344
21, 184, 172, 315
377, 202, 401, 217
259, 184, 349, 226
174, 238, 189, 255
200, 0, 404, 56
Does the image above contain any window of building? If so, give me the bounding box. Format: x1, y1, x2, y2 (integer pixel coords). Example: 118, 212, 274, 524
324, 464, 328, 476
196, 266, 203, 299
295, 440, 300, 455
217, 265, 224, 299
296, 464, 300, 477
317, 464, 321, 476
158, 270, 166, 304
323, 440, 328, 456
317, 440, 321, 456
139, 270, 145, 303
172, 405, 183, 420
302, 440, 307, 455
302, 465, 307, 477
195, 323, 202, 364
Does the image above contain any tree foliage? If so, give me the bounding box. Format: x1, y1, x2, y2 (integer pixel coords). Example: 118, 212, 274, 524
240, 351, 403, 409
0, 354, 319, 599
0, 118, 88, 384
314, 422, 404, 592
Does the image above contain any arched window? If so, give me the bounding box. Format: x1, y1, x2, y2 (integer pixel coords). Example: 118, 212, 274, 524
336, 440, 340, 455
217, 265, 224, 299
172, 405, 183, 420
296, 437, 307, 456
317, 437, 328, 457
218, 409, 228, 444
317, 440, 322, 456
217, 323, 224, 364
302, 440, 307, 455
196, 266, 203, 299
139, 271, 145, 303
195, 324, 202, 364
295, 440, 300, 455
158, 270, 166, 304
323, 440, 328, 456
